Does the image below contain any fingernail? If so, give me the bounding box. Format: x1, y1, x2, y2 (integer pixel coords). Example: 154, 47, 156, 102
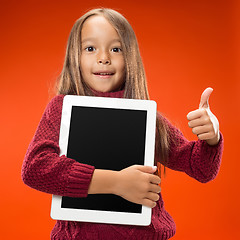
152, 166, 157, 171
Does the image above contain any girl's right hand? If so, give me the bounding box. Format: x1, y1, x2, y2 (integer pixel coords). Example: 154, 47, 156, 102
114, 165, 161, 208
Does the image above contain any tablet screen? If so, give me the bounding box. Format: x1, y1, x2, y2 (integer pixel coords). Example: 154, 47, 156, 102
61, 106, 147, 213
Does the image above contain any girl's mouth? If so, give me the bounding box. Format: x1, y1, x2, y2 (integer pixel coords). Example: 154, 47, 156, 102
94, 72, 114, 76
93, 72, 114, 78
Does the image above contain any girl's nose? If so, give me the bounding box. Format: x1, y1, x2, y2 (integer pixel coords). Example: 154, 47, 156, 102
98, 58, 111, 65
97, 51, 111, 65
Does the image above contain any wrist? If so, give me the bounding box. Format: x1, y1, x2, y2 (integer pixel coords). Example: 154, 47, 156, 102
111, 171, 122, 196
88, 169, 119, 194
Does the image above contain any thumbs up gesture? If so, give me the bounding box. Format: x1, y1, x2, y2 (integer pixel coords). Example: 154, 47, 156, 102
187, 87, 220, 145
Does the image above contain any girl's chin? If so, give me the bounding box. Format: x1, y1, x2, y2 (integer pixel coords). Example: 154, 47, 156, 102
89, 86, 114, 93
87, 81, 124, 93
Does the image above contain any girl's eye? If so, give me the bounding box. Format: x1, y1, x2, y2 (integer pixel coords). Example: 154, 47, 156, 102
111, 47, 122, 53
85, 46, 95, 52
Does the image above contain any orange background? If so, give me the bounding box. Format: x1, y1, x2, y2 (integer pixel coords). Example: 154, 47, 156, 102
1, 0, 239, 239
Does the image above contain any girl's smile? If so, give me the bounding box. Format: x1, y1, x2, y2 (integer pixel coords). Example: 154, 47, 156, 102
93, 71, 114, 79
80, 15, 125, 92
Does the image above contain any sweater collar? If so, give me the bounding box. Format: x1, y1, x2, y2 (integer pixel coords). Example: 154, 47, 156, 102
90, 88, 125, 98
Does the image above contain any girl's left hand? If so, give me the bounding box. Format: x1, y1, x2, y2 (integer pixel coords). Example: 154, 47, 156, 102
187, 87, 220, 146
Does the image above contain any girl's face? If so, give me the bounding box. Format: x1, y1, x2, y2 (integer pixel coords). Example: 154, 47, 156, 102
80, 15, 125, 92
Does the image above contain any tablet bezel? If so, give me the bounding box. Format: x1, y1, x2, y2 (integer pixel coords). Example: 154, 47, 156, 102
51, 95, 157, 226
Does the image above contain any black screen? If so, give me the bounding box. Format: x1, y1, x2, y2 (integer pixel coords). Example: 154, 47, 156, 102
62, 106, 147, 213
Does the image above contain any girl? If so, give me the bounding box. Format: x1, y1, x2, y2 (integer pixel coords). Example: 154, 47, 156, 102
22, 8, 223, 240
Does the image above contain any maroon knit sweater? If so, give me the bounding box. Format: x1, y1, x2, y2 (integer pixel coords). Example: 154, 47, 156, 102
22, 90, 223, 240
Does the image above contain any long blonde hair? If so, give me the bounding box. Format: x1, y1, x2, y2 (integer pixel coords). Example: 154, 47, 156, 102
56, 8, 170, 170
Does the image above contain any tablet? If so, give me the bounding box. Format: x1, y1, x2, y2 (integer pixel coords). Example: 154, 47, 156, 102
51, 95, 157, 226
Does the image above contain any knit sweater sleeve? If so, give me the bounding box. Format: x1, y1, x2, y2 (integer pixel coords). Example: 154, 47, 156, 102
159, 115, 223, 183
21, 95, 95, 197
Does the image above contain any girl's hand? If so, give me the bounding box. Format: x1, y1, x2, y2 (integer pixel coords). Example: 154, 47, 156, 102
114, 165, 161, 208
187, 87, 220, 146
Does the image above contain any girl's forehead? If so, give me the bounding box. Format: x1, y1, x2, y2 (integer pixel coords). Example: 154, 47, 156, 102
81, 15, 119, 40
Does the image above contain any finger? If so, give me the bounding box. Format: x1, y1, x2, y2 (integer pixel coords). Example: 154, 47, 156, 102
198, 132, 216, 141
149, 175, 161, 185
187, 109, 205, 121
146, 192, 160, 202
135, 165, 157, 174
199, 87, 213, 109
149, 184, 161, 194
188, 115, 210, 128
191, 125, 212, 136
142, 199, 157, 208
188, 118, 204, 128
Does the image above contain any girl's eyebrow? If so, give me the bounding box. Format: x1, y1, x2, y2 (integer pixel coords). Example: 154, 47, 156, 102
81, 38, 121, 44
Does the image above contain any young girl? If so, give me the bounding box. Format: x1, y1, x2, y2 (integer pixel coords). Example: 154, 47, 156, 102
22, 8, 223, 239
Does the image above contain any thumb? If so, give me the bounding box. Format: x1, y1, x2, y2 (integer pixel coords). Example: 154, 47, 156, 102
199, 87, 213, 109
135, 165, 157, 174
